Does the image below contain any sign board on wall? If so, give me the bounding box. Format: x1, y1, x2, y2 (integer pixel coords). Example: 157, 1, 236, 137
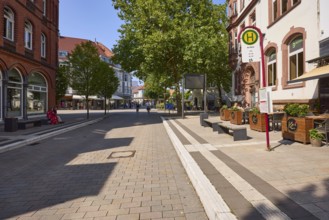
240, 29, 261, 63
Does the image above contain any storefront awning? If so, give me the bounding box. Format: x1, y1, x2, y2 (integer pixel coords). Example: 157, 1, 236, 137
288, 65, 329, 83
88, 96, 104, 100
72, 95, 85, 100
111, 95, 123, 100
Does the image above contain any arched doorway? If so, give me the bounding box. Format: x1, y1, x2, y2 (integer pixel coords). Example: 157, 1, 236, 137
27, 72, 48, 115
243, 67, 256, 107
7, 68, 23, 118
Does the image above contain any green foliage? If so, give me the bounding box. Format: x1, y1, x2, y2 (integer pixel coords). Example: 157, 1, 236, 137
56, 65, 70, 102
156, 103, 165, 109
283, 103, 309, 117
220, 105, 228, 111
95, 61, 119, 99
68, 41, 103, 118
230, 106, 241, 112
112, 0, 229, 114
309, 128, 324, 140
250, 107, 260, 115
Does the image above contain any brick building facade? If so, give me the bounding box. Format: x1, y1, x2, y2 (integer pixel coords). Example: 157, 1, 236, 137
0, 0, 59, 120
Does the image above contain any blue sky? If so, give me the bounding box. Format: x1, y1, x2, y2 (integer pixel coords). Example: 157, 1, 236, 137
59, 0, 226, 51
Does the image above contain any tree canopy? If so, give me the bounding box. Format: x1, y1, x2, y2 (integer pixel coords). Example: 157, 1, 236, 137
112, 0, 230, 112
68, 41, 118, 118
56, 65, 70, 103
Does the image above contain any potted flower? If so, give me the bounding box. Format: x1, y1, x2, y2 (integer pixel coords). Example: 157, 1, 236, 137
309, 129, 324, 147
220, 105, 230, 121
249, 107, 267, 132
282, 103, 313, 144
230, 106, 243, 125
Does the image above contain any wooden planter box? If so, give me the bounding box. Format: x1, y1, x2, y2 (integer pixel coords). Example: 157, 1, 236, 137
282, 116, 313, 144
249, 113, 266, 132
220, 109, 230, 121
230, 110, 243, 125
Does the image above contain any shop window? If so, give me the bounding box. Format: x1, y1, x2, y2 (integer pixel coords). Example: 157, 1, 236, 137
7, 69, 23, 117
28, 72, 47, 115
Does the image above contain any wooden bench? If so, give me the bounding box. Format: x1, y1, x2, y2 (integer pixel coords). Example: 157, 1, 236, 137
218, 122, 247, 141
203, 118, 221, 132
18, 119, 42, 130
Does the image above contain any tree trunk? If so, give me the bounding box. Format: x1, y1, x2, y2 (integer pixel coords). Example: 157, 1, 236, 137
104, 96, 107, 115
175, 82, 182, 115
86, 95, 90, 119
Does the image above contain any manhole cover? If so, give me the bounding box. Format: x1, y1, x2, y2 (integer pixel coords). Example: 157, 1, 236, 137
108, 150, 136, 159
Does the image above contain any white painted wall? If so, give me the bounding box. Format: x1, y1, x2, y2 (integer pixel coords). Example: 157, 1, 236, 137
234, 0, 321, 102
320, 0, 329, 41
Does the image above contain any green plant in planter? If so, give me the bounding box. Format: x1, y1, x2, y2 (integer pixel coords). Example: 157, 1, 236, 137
283, 103, 309, 117
230, 106, 242, 111
249, 107, 260, 115
220, 105, 228, 111
309, 129, 324, 140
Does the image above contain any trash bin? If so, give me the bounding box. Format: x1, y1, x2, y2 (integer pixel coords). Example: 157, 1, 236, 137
200, 112, 208, 126
4, 117, 18, 132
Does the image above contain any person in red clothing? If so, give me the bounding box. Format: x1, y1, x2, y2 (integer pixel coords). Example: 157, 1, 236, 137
47, 107, 58, 124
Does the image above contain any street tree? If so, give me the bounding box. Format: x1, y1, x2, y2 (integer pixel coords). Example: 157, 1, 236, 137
56, 65, 70, 104
95, 61, 119, 114
112, 0, 230, 114
68, 41, 101, 119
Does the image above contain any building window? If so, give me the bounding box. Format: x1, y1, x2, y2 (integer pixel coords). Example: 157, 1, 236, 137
28, 72, 47, 115
58, 50, 68, 57
24, 21, 33, 49
250, 10, 256, 26
281, 0, 288, 14
289, 36, 304, 80
43, 0, 47, 16
234, 29, 238, 53
3, 7, 14, 41
7, 69, 23, 117
240, 0, 245, 11
292, 0, 299, 5
273, 0, 278, 21
41, 33, 46, 58
229, 32, 233, 54
267, 50, 277, 86
233, 1, 237, 15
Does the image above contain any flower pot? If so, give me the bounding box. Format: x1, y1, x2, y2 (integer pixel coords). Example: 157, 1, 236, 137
310, 138, 322, 147
230, 110, 243, 125
220, 109, 230, 121
249, 113, 266, 132
282, 116, 313, 144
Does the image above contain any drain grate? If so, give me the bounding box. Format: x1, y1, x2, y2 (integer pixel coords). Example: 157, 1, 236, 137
108, 150, 136, 159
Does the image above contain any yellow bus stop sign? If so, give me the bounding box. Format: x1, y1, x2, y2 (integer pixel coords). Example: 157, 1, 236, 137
242, 30, 258, 45
240, 29, 261, 62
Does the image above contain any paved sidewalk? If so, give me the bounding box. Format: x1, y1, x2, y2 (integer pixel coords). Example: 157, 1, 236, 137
0, 110, 208, 220
1, 110, 329, 219
163, 114, 329, 220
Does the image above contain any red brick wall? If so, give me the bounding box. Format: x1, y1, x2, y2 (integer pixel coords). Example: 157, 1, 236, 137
0, 0, 59, 112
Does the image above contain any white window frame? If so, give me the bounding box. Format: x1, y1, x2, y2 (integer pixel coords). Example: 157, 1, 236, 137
267, 52, 276, 86
288, 37, 303, 80
273, 0, 277, 21
41, 33, 46, 58
281, 0, 288, 14
24, 21, 33, 49
43, 0, 47, 16
4, 7, 14, 41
